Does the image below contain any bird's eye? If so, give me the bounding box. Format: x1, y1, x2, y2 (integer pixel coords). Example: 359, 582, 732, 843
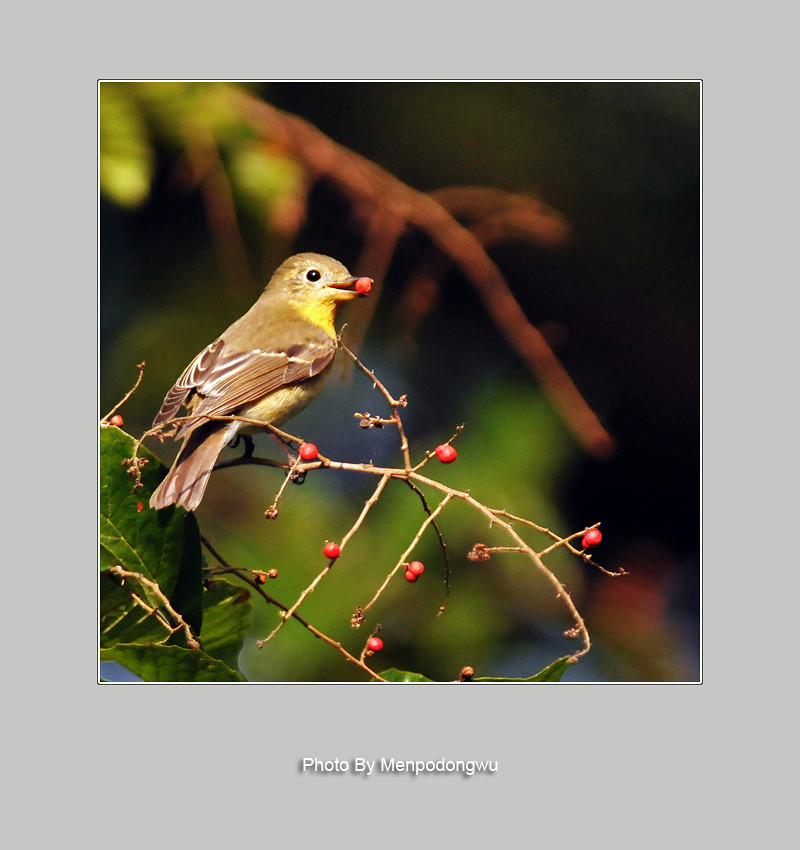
306, 269, 321, 282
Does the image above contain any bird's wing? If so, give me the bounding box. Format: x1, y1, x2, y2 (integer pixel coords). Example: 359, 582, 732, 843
152, 339, 225, 428
152, 337, 337, 434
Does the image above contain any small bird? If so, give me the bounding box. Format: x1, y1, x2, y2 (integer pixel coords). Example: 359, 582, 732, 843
149, 252, 373, 511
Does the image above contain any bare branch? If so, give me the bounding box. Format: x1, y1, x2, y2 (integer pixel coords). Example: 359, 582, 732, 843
101, 362, 146, 424
228, 88, 613, 458
361, 493, 453, 614
107, 565, 200, 650
258, 473, 392, 645
200, 536, 387, 682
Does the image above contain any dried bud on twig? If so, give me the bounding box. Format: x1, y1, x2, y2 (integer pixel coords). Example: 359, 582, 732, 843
468, 543, 492, 562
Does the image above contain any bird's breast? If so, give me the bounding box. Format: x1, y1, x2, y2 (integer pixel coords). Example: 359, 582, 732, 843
236, 373, 328, 430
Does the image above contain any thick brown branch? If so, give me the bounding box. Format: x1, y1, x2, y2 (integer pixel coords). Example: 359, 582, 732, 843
229, 87, 613, 458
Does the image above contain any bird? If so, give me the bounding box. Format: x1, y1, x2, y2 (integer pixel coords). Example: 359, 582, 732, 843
149, 252, 373, 511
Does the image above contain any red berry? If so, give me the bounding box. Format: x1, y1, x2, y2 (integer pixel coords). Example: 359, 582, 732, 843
407, 560, 425, 576
435, 444, 457, 463
137, 501, 143, 513
404, 570, 417, 582
582, 528, 603, 548
298, 442, 319, 461
366, 636, 383, 652
323, 542, 341, 559
354, 278, 372, 295
109, 414, 124, 427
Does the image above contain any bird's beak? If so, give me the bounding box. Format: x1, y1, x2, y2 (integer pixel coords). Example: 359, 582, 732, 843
327, 275, 373, 296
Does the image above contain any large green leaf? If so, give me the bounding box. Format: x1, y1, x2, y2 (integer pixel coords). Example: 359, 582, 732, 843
199, 579, 254, 669
99, 425, 203, 635
100, 643, 245, 683
378, 669, 435, 683
472, 656, 573, 683
377, 656, 572, 683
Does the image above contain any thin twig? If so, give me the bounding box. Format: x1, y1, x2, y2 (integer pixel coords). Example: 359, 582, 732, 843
337, 339, 412, 472
259, 473, 392, 645
412, 424, 464, 473
108, 565, 200, 649
200, 536, 387, 682
264, 452, 304, 517
341, 473, 392, 548
492, 511, 626, 576
101, 362, 146, 423
408, 471, 591, 661
403, 478, 451, 612
361, 493, 453, 614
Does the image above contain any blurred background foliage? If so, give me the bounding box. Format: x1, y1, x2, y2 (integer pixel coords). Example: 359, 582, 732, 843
99, 81, 699, 682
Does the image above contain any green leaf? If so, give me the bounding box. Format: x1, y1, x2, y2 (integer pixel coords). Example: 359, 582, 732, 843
100, 643, 245, 683
199, 579, 254, 669
472, 656, 573, 683
375, 657, 572, 683
99, 425, 203, 635
377, 669, 435, 683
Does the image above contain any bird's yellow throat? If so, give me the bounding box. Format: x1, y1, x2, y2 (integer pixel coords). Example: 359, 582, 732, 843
292, 297, 340, 336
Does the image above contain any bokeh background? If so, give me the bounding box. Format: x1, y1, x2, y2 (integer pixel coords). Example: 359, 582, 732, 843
100, 81, 700, 682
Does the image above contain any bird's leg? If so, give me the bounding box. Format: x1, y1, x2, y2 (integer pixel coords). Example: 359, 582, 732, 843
229, 433, 255, 459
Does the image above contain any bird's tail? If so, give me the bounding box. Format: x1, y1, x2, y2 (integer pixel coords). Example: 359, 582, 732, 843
150, 421, 239, 512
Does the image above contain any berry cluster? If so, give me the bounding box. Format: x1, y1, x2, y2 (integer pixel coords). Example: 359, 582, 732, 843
581, 528, 602, 549
404, 560, 425, 582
